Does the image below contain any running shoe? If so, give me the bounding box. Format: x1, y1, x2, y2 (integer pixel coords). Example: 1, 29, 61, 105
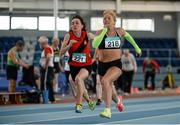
99, 108, 111, 119
116, 96, 124, 112
88, 101, 95, 111
96, 99, 102, 105
75, 104, 83, 113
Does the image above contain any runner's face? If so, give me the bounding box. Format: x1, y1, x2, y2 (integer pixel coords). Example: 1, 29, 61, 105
53, 38, 59, 47
17, 45, 24, 52
39, 42, 46, 49
124, 49, 129, 56
103, 14, 115, 28
71, 19, 83, 32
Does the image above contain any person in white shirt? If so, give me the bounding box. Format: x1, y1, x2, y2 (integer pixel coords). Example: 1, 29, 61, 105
39, 36, 55, 103
121, 49, 137, 93
63, 52, 76, 97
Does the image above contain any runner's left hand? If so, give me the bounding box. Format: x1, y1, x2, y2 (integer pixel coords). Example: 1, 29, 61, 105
136, 52, 142, 57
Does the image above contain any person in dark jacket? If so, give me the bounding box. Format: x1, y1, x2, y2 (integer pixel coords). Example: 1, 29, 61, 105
142, 58, 160, 90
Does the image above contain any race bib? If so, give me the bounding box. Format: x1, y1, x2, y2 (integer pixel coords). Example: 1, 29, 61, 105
64, 56, 69, 62
105, 37, 121, 49
54, 56, 60, 62
124, 60, 130, 67
72, 53, 86, 63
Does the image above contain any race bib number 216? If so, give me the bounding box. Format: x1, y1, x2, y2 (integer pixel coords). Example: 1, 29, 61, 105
105, 37, 121, 48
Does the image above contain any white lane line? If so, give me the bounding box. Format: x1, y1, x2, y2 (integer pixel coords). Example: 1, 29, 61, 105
1, 96, 179, 112
1, 101, 180, 118
15, 105, 180, 124
105, 112, 180, 124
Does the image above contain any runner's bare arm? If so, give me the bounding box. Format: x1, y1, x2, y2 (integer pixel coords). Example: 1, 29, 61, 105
60, 33, 77, 56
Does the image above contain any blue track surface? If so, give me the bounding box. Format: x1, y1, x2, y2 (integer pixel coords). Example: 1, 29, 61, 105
0, 96, 179, 124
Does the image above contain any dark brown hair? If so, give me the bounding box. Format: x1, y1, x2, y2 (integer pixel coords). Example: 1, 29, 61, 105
16, 40, 24, 47
71, 15, 86, 31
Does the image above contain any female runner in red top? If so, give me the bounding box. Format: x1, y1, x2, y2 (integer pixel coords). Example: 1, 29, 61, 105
60, 15, 95, 113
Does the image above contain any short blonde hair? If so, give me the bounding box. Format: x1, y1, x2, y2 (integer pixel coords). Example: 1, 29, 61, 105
103, 10, 116, 22
38, 36, 48, 43
52, 37, 59, 43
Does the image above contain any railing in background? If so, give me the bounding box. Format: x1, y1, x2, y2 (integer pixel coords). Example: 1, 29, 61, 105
128, 48, 180, 66
0, 49, 180, 72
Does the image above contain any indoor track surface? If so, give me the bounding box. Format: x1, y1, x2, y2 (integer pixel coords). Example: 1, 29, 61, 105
0, 96, 179, 124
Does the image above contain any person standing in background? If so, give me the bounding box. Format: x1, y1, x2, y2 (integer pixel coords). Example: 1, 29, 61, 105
39, 36, 55, 103
92, 49, 102, 105
142, 58, 160, 90
121, 49, 137, 94
161, 65, 175, 90
52, 37, 63, 93
63, 51, 77, 97
6, 40, 29, 103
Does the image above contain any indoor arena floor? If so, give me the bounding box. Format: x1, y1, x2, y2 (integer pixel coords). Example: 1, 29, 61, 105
0, 95, 180, 124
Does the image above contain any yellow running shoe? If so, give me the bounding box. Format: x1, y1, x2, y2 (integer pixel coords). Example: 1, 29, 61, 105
88, 101, 95, 111
99, 108, 111, 119
75, 104, 82, 113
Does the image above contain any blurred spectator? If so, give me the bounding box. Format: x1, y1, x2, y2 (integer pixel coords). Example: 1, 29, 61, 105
6, 40, 29, 103
38, 36, 55, 103
92, 60, 102, 105
63, 52, 70, 85
161, 65, 175, 90
92, 49, 102, 105
91, 60, 97, 94
142, 57, 160, 90
63, 52, 77, 97
121, 49, 137, 93
51, 37, 63, 93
